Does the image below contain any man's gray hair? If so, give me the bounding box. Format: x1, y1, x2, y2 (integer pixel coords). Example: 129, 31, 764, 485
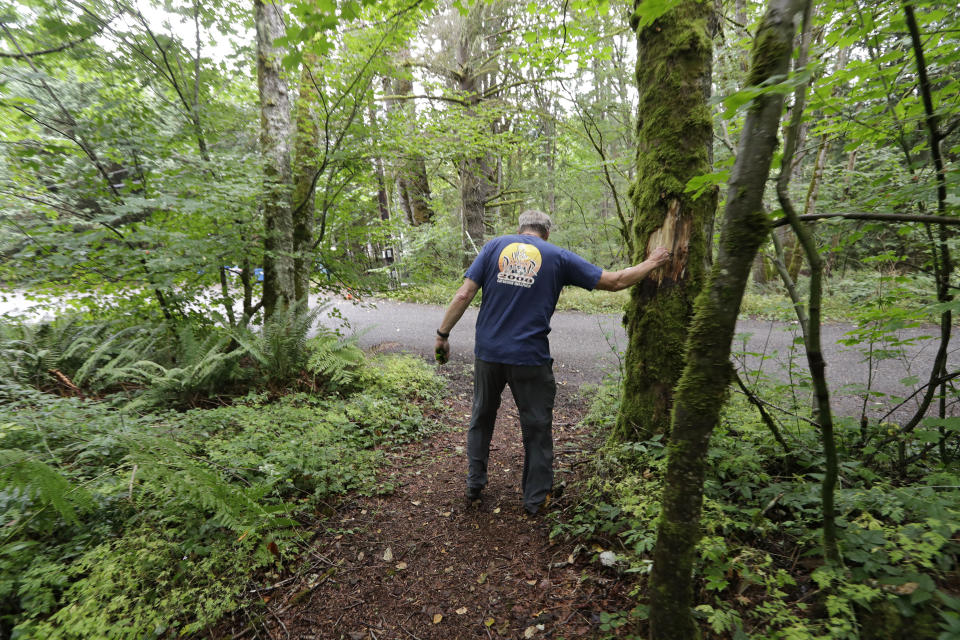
518, 209, 552, 236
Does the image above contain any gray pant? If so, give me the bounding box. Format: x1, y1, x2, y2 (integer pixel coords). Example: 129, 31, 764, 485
467, 358, 556, 510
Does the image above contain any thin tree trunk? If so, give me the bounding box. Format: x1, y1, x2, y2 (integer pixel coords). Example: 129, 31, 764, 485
255, 0, 295, 318
369, 100, 390, 223
647, 0, 804, 636
773, 0, 841, 565
292, 56, 319, 302
613, 0, 716, 442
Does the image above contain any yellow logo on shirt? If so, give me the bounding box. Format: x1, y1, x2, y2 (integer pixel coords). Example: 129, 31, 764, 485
497, 243, 542, 288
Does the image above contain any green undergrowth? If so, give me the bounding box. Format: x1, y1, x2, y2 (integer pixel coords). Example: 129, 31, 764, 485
0, 310, 445, 639
556, 379, 960, 639
742, 270, 940, 323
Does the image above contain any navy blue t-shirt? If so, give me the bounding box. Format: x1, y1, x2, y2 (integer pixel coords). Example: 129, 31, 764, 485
464, 234, 603, 366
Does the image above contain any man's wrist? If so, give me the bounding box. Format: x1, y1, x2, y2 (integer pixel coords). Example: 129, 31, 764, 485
436, 329, 450, 339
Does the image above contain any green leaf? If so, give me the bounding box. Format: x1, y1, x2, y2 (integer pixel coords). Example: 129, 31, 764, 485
631, 0, 684, 30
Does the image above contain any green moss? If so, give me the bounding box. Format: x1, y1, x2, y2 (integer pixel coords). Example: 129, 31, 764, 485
616, 0, 718, 442
745, 18, 793, 89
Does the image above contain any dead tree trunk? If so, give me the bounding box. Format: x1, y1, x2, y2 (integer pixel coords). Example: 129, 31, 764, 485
647, 0, 805, 637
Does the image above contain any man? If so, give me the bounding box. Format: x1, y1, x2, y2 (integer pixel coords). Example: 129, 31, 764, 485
435, 210, 670, 516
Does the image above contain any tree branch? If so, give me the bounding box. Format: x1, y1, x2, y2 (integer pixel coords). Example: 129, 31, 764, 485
0, 27, 103, 58
772, 212, 960, 227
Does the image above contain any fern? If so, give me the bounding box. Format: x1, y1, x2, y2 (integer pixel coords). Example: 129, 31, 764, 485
306, 332, 365, 390
230, 301, 325, 387
0, 323, 63, 388
0, 450, 93, 525
121, 435, 272, 533
119, 331, 242, 410
72, 325, 157, 390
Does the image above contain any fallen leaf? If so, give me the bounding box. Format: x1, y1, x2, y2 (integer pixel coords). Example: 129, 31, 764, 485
526, 579, 537, 586
456, 607, 468, 615
441, 511, 452, 517
383, 547, 393, 562
477, 573, 487, 585
411, 500, 422, 506
484, 618, 495, 627
396, 562, 407, 570
524, 625, 538, 638
493, 507, 501, 514
433, 614, 443, 624
357, 551, 364, 561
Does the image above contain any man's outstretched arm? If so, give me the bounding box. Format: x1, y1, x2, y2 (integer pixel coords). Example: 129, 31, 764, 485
595, 247, 671, 291
435, 278, 480, 362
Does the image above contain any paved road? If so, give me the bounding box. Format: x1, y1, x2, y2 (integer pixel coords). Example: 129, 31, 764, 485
315, 296, 960, 422
5, 289, 955, 422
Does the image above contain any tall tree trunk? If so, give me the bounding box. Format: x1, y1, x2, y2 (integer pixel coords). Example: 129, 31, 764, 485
369, 100, 391, 224
452, 1, 497, 267
613, 0, 717, 442
292, 56, 319, 302
388, 62, 434, 226
256, 0, 295, 318
459, 152, 491, 266
647, 0, 804, 636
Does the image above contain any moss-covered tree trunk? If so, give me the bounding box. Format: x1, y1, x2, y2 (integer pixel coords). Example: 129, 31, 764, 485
613, 0, 717, 442
292, 57, 319, 303
647, 0, 805, 637
255, 0, 295, 318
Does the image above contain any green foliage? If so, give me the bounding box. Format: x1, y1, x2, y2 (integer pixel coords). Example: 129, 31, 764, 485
306, 332, 366, 391
230, 303, 322, 389
555, 381, 960, 639
0, 324, 444, 638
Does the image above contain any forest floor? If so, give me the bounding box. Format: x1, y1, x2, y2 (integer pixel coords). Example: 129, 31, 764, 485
227, 364, 633, 640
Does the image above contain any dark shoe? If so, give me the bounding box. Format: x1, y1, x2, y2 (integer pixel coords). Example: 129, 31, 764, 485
549, 483, 565, 501
466, 486, 483, 502
523, 503, 540, 517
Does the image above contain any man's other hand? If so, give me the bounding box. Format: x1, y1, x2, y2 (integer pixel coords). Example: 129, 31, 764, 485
435, 336, 450, 364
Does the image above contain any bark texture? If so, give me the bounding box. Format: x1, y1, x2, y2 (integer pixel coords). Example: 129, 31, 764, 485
614, 0, 716, 442
389, 65, 434, 226
452, 1, 499, 267
292, 57, 319, 302
256, 0, 295, 317
647, 0, 804, 637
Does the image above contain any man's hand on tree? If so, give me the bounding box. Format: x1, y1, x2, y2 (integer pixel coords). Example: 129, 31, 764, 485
648, 246, 671, 267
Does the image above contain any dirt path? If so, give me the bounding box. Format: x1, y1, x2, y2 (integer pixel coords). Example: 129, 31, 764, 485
256, 365, 631, 639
